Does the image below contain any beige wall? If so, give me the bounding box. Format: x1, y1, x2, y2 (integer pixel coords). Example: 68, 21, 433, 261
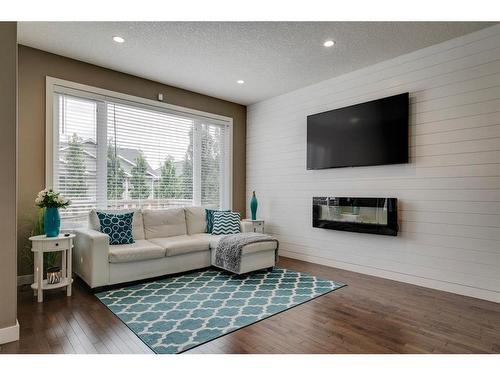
0, 22, 18, 330
18, 45, 247, 276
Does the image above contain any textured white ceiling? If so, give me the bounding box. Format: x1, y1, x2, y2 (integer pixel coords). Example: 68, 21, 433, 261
18, 22, 496, 105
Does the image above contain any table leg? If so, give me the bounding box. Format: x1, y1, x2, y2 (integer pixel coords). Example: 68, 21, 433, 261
61, 249, 67, 281
67, 243, 72, 297
33, 250, 38, 297
37, 252, 43, 303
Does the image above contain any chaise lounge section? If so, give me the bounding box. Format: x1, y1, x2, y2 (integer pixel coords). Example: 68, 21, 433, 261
73, 206, 277, 288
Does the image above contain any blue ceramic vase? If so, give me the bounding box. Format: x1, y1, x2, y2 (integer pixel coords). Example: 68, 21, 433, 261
44, 207, 61, 237
250, 191, 258, 220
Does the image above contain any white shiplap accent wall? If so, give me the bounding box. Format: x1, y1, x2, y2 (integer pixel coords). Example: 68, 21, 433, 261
247, 25, 500, 303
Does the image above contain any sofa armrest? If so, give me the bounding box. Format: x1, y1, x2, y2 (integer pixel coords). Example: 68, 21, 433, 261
73, 228, 110, 288
240, 221, 254, 233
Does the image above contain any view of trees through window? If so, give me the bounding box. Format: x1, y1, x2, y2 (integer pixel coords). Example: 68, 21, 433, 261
56, 93, 228, 225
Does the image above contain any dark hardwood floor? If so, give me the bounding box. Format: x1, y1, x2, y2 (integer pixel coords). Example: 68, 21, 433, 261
1, 256, 499, 354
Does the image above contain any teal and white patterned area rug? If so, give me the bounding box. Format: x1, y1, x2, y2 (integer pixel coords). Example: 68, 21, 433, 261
96, 267, 345, 354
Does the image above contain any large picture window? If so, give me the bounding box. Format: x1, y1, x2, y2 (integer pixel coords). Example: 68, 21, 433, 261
49, 80, 231, 226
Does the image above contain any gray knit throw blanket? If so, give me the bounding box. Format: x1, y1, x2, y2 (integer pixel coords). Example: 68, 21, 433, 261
214, 232, 279, 274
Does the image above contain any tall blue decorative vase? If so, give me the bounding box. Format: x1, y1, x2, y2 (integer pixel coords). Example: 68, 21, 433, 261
44, 207, 61, 237
250, 191, 258, 220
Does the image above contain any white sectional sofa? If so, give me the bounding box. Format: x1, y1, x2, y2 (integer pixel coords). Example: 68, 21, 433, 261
73, 206, 277, 288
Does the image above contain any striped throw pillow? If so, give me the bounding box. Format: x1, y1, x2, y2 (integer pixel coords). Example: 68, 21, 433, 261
212, 211, 241, 235
205, 209, 230, 233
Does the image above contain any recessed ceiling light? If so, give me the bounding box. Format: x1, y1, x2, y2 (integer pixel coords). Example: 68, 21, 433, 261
323, 40, 335, 48
237, 80, 245, 84
112, 36, 125, 43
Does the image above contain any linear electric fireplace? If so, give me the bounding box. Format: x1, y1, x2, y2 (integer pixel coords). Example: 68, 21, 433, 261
312, 197, 398, 236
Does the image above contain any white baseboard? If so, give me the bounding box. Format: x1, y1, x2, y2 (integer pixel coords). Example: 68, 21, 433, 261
280, 250, 500, 304
0, 320, 19, 345
17, 274, 34, 286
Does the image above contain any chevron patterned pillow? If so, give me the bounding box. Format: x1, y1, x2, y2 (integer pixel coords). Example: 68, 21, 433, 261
205, 208, 230, 233
212, 211, 241, 235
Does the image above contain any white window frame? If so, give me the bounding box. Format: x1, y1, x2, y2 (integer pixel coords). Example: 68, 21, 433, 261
45, 76, 233, 211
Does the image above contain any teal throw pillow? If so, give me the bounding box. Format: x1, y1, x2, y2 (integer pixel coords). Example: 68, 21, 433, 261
205, 208, 230, 233
212, 211, 241, 235
96, 211, 135, 245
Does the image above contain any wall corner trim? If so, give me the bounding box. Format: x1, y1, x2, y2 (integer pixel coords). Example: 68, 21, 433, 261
0, 319, 20, 345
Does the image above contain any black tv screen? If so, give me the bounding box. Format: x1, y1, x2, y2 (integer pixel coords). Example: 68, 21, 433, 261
307, 93, 409, 169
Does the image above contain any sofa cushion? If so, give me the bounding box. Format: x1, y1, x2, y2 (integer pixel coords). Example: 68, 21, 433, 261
184, 206, 207, 235
108, 240, 166, 263
149, 235, 210, 257
143, 208, 187, 239
89, 209, 145, 240
96, 211, 135, 245
208, 234, 277, 255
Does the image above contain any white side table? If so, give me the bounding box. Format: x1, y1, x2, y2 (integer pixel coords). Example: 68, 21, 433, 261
242, 219, 265, 234
29, 234, 75, 303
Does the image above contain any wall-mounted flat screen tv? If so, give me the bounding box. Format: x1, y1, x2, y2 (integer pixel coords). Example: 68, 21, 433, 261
307, 93, 409, 169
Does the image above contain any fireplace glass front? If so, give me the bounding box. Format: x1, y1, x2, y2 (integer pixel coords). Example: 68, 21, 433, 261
312, 197, 398, 236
